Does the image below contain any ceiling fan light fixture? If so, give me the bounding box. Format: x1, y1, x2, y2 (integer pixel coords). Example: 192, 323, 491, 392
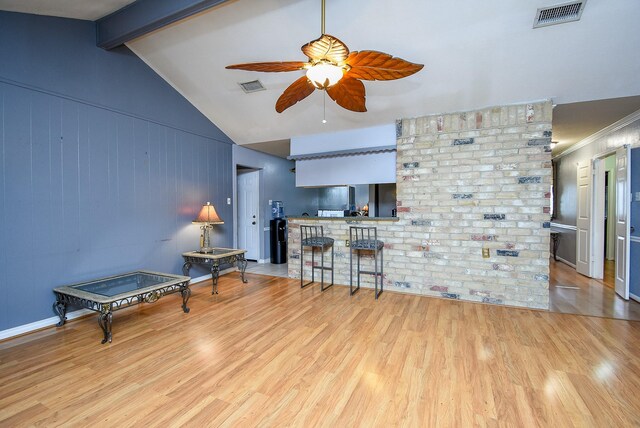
226, 0, 423, 113
306, 62, 343, 89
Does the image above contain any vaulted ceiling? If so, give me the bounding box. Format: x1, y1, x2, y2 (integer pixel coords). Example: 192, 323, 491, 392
2, 0, 640, 156
126, 0, 640, 150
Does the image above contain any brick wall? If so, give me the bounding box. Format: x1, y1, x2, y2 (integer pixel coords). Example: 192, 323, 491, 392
288, 101, 552, 309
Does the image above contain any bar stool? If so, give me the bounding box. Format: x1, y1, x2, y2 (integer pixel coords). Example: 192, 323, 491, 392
300, 225, 334, 291
349, 226, 384, 299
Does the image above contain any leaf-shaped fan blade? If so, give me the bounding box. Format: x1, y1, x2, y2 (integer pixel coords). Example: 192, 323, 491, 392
326, 77, 366, 112
226, 61, 308, 72
345, 51, 424, 81
301, 34, 349, 63
275, 76, 316, 113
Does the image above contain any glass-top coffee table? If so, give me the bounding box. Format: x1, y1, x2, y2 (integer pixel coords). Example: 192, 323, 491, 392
182, 248, 248, 294
53, 270, 191, 344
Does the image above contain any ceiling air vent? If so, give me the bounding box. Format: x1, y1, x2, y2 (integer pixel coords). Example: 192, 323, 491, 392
533, 1, 586, 28
239, 80, 265, 93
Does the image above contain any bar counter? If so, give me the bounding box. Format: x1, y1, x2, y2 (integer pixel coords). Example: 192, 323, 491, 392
286, 216, 399, 222
287, 216, 402, 295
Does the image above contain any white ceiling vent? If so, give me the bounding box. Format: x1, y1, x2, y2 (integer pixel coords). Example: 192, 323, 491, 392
239, 80, 265, 93
533, 1, 586, 28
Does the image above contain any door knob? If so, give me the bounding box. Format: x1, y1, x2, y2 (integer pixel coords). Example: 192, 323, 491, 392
252, 221, 256, 225
631, 226, 635, 233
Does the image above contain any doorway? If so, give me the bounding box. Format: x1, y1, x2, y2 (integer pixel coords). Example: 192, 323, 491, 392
550, 145, 639, 319
237, 168, 260, 261
602, 155, 616, 288
575, 146, 630, 299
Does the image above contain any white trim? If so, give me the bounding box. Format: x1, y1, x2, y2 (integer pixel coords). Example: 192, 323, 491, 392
592, 158, 605, 279
0, 270, 239, 342
554, 108, 640, 159
550, 222, 577, 231
592, 148, 619, 162
631, 293, 640, 303
630, 236, 640, 243
555, 255, 577, 269
0, 308, 94, 341
257, 259, 269, 264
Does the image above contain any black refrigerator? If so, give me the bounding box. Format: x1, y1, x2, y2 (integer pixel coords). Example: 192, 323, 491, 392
270, 218, 287, 264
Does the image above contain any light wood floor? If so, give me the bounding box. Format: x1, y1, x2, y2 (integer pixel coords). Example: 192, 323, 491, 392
602, 260, 615, 289
550, 259, 640, 321
2, 274, 640, 427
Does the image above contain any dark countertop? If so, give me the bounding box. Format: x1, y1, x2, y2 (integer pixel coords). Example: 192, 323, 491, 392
287, 216, 399, 222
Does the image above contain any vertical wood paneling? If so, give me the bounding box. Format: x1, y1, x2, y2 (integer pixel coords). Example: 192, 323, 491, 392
30, 92, 52, 254
60, 99, 81, 258
133, 119, 150, 243
0, 82, 233, 330
3, 85, 35, 324
116, 115, 134, 251
77, 104, 90, 258
4, 85, 31, 255
48, 98, 64, 262
147, 122, 163, 242
86, 105, 110, 253
104, 110, 119, 252
0, 88, 6, 330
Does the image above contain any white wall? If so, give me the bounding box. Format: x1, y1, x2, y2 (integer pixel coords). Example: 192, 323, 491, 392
295, 152, 396, 186
290, 124, 395, 155
291, 124, 397, 186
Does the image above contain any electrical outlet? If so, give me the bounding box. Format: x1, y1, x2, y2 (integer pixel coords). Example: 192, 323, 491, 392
482, 248, 490, 258
635, 192, 640, 202
345, 239, 350, 247
227, 197, 231, 204
268, 199, 272, 205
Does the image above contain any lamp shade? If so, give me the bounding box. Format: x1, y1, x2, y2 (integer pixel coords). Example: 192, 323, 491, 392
193, 202, 224, 224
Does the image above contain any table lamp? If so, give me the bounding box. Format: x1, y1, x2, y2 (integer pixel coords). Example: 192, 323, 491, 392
193, 202, 223, 253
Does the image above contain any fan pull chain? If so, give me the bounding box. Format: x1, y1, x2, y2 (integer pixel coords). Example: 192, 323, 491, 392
321, 0, 326, 34
323, 91, 327, 124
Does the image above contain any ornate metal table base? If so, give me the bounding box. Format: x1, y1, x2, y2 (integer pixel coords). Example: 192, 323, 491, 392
53, 271, 191, 344
182, 248, 248, 295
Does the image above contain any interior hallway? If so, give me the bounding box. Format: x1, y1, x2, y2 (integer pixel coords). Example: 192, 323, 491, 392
549, 259, 640, 320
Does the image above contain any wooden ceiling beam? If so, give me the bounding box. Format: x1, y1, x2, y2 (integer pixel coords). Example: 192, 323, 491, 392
96, 0, 231, 50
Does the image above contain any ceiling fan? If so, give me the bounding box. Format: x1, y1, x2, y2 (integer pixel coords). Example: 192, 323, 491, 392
226, 0, 424, 113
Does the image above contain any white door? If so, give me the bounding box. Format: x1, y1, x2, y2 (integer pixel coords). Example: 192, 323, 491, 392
237, 170, 260, 260
615, 146, 630, 299
576, 160, 592, 276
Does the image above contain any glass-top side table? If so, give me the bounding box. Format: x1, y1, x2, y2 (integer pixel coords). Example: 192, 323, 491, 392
182, 248, 248, 294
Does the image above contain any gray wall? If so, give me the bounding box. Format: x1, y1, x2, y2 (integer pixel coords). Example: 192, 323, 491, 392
377, 183, 397, 217
232, 146, 319, 260
552, 155, 578, 263
0, 12, 234, 331
553, 116, 640, 264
